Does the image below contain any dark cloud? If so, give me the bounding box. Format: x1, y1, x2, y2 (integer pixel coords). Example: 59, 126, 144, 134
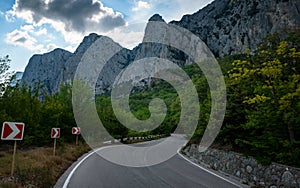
15, 0, 126, 32
15, 37, 27, 43
99, 15, 127, 31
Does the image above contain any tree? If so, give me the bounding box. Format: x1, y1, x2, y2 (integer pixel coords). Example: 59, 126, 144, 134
226, 29, 300, 165
0, 55, 12, 95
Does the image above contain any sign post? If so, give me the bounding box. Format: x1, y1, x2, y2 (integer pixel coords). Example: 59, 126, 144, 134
72, 127, 81, 145
76, 134, 78, 145
51, 128, 60, 156
1, 122, 25, 176
11, 140, 17, 176
53, 137, 57, 156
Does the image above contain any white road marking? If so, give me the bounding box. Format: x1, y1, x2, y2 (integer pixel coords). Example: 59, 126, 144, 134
63, 145, 120, 188
176, 148, 244, 188
63, 142, 245, 188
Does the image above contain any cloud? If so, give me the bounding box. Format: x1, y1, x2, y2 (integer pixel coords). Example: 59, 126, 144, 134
46, 43, 58, 51
128, 1, 154, 24
5, 29, 45, 52
132, 1, 152, 12
4, 0, 214, 55
127, 0, 214, 25
20, 25, 34, 32
64, 45, 77, 53
35, 28, 47, 36
106, 23, 146, 49
5, 23, 50, 52
7, 0, 126, 35
19, 25, 47, 36
128, 0, 215, 22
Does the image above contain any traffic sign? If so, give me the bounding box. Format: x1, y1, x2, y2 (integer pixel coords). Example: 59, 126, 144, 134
72, 127, 81, 135
51, 128, 60, 138
1, 122, 25, 140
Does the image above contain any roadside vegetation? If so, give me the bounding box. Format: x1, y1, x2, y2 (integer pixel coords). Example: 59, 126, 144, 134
0, 142, 90, 187
97, 28, 300, 167
0, 28, 299, 186
218, 29, 300, 166
96, 29, 300, 167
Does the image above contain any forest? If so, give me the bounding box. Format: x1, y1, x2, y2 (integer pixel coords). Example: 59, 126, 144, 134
0, 29, 299, 167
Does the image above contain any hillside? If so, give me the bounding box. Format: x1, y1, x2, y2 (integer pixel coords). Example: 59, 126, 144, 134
171, 0, 300, 56
21, 0, 300, 95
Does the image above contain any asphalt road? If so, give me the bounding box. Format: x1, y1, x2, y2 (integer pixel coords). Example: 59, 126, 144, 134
56, 135, 248, 188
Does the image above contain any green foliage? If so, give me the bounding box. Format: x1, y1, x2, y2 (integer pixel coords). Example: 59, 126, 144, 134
96, 96, 129, 139
223, 29, 300, 166
0, 83, 75, 147
184, 29, 300, 167
95, 80, 181, 138
0, 29, 299, 168
0, 55, 12, 95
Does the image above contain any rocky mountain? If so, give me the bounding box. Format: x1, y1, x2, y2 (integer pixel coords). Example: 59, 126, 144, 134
22, 48, 72, 94
22, 34, 132, 94
171, 0, 300, 56
21, 0, 300, 94
63, 33, 102, 84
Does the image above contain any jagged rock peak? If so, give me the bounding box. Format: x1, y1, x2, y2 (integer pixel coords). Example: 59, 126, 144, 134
41, 48, 71, 56
30, 48, 72, 61
73, 33, 102, 54
148, 14, 165, 22
83, 33, 102, 42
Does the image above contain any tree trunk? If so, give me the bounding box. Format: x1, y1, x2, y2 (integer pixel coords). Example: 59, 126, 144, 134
271, 86, 279, 108
288, 122, 296, 143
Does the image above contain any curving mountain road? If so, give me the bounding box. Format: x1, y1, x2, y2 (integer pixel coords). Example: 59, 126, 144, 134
56, 135, 248, 188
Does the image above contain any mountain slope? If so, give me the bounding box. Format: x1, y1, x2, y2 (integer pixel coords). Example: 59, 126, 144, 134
171, 0, 300, 56
21, 0, 300, 94
22, 48, 72, 94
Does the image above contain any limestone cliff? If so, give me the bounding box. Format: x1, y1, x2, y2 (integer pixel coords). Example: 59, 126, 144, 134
22, 48, 72, 94
171, 0, 300, 56
21, 0, 300, 94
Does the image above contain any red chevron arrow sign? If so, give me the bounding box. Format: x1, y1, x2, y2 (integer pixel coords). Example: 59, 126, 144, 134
1, 122, 25, 140
51, 128, 60, 138
72, 127, 81, 135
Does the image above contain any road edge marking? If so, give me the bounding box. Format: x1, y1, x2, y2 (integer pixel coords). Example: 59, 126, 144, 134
62, 145, 120, 188
63, 137, 167, 187
176, 148, 244, 188
63, 144, 245, 188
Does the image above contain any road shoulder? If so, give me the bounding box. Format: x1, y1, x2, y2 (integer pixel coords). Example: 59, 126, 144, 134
177, 149, 250, 188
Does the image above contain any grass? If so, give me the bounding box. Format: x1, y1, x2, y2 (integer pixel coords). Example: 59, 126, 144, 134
0, 135, 166, 187
0, 142, 91, 188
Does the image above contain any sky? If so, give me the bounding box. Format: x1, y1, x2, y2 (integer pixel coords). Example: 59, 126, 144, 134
0, 0, 214, 72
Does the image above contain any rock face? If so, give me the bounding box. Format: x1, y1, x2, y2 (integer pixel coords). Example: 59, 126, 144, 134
21, 17, 191, 95
132, 15, 191, 67
22, 33, 133, 95
171, 0, 300, 56
22, 48, 72, 94
95, 47, 132, 94
21, 0, 300, 94
63, 33, 102, 84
